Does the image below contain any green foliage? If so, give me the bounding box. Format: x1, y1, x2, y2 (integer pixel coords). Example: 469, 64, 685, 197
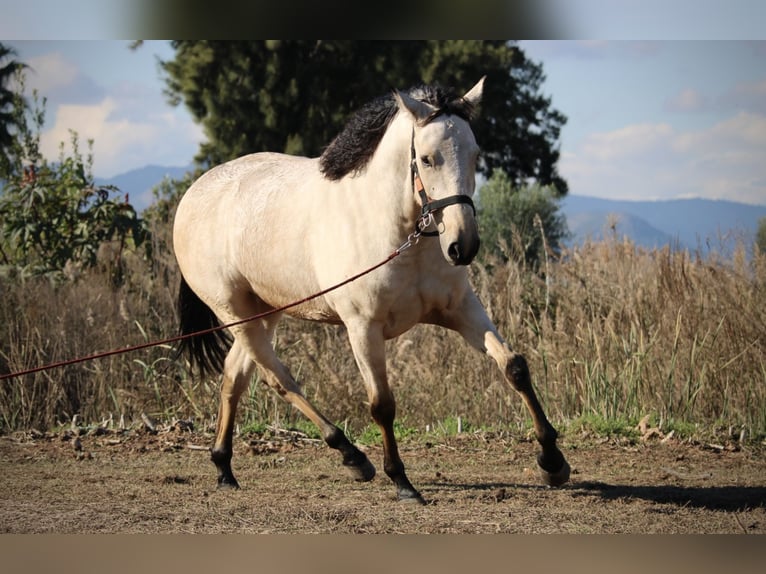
568, 414, 639, 440
425, 415, 477, 437
477, 170, 569, 268
757, 217, 766, 254
0, 42, 28, 172
0, 77, 150, 279
354, 419, 420, 445
161, 40, 567, 194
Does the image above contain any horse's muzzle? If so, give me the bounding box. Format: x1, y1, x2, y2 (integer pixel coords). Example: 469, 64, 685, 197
447, 235, 480, 266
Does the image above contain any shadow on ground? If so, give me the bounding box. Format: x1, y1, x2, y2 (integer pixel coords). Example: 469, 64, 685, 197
428, 479, 766, 511
571, 481, 766, 511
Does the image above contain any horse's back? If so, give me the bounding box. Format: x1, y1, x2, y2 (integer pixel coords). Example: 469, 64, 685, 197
175, 151, 318, 243
173, 152, 331, 318
182, 152, 315, 205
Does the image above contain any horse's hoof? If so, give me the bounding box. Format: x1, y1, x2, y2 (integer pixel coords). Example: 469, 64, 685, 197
345, 458, 376, 482
216, 475, 240, 490
539, 459, 571, 487
397, 488, 426, 505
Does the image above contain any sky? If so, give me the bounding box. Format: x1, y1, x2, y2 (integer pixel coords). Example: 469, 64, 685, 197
522, 41, 766, 205
5, 39, 766, 207
9, 41, 203, 180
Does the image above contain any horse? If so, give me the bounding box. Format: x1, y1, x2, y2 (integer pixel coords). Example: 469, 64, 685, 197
173, 77, 570, 503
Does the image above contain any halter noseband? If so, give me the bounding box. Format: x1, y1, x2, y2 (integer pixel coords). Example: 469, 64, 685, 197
410, 127, 476, 237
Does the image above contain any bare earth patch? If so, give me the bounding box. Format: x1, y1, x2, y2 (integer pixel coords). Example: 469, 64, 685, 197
1, 426, 764, 533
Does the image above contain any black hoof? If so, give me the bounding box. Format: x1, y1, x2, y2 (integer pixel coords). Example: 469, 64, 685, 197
537, 452, 570, 487
217, 475, 240, 490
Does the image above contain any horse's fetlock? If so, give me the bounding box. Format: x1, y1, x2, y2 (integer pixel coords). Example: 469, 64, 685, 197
536, 422, 558, 448
505, 353, 530, 387
383, 459, 405, 480
210, 447, 231, 466
324, 426, 350, 451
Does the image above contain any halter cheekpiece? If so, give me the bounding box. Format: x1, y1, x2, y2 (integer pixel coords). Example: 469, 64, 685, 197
409, 127, 476, 236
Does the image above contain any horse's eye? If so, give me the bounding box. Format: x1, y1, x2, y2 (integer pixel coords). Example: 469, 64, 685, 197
420, 155, 433, 168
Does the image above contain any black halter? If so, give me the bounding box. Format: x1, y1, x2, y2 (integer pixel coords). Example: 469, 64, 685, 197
410, 128, 476, 236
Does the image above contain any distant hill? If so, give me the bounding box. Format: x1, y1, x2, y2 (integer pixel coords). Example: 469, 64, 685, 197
95, 164, 193, 212
560, 195, 766, 254
91, 165, 766, 255
564, 209, 680, 249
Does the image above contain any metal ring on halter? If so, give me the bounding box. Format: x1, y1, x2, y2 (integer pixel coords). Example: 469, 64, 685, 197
417, 212, 435, 234
397, 230, 420, 254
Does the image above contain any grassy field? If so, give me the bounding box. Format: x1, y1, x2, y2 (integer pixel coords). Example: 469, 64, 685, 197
1, 224, 764, 443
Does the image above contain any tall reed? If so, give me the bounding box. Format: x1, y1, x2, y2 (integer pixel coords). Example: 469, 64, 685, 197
2, 226, 764, 439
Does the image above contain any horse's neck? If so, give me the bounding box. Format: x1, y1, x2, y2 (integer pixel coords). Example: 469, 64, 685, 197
362, 118, 420, 238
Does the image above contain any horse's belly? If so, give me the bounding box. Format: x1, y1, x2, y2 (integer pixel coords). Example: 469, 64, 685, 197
285, 303, 342, 324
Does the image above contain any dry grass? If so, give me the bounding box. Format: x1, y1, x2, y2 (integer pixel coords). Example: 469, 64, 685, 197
1, 227, 764, 441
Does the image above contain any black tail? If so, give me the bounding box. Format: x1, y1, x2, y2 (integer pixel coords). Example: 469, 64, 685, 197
176, 277, 232, 376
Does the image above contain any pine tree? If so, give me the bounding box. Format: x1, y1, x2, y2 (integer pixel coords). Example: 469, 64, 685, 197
0, 43, 28, 175
160, 41, 568, 195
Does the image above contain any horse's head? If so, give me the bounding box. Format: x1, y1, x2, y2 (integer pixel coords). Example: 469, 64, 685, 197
395, 77, 484, 266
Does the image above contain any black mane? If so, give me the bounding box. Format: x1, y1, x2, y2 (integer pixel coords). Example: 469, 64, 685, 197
319, 84, 475, 181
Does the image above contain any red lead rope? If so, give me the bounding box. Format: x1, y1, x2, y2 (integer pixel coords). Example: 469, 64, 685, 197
0, 244, 413, 381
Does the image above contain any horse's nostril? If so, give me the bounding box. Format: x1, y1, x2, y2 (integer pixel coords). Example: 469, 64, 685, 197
448, 242, 461, 262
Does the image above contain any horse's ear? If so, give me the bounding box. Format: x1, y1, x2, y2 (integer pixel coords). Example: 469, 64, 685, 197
462, 76, 486, 107
395, 90, 436, 122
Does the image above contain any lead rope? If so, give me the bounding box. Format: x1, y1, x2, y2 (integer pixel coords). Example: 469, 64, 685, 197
0, 224, 430, 382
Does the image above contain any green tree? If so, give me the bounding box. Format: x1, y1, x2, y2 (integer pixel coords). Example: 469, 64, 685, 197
757, 217, 766, 254
160, 40, 568, 195
477, 170, 569, 268
0, 75, 150, 279
0, 42, 28, 174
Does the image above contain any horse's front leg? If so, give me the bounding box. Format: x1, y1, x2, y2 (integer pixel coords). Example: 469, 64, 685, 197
346, 320, 424, 504
435, 292, 570, 487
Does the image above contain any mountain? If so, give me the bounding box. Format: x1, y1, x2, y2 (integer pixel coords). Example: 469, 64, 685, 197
564, 209, 680, 249
560, 195, 766, 254
93, 164, 766, 256
95, 164, 193, 212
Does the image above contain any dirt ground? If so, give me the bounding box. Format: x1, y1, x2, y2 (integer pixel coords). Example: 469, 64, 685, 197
1, 423, 764, 534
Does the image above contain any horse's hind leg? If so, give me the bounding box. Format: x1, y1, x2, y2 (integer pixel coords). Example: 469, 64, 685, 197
237, 316, 376, 484
435, 292, 570, 487
212, 339, 255, 488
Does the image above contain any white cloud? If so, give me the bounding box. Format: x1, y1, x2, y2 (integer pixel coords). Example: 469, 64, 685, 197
581, 123, 674, 162
39, 97, 203, 178
22, 51, 106, 106
26, 53, 78, 93
674, 112, 766, 152
561, 113, 766, 205
15, 44, 201, 177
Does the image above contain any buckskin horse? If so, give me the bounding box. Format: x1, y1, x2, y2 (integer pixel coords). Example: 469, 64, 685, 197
173, 77, 570, 503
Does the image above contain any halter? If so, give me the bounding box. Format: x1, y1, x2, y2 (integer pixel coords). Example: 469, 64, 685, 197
410, 127, 476, 236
